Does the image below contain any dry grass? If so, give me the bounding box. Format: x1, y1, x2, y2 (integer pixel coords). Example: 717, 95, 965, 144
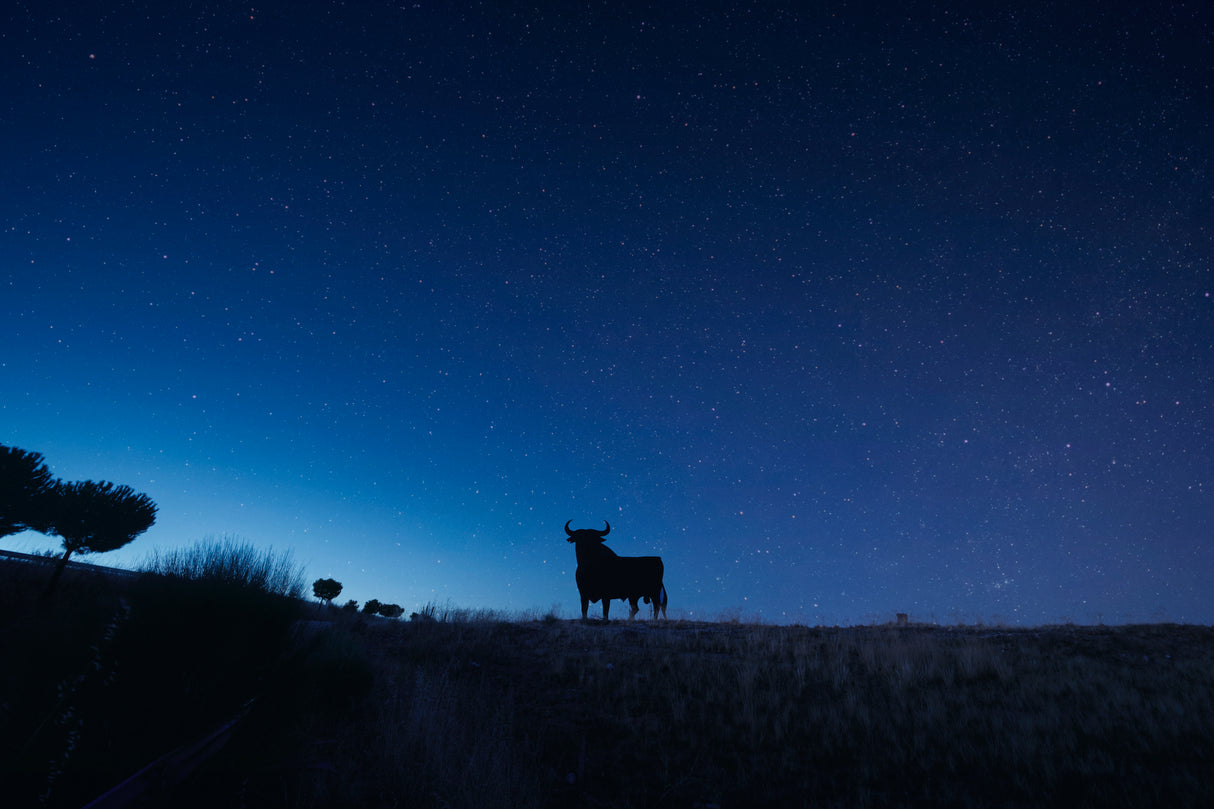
205, 616, 1214, 808
142, 534, 307, 598
4, 557, 1212, 808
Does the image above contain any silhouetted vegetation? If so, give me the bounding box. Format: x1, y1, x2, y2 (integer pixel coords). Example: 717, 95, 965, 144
312, 577, 343, 606
1, 442, 158, 595
5, 552, 1212, 808
350, 598, 406, 619
0, 444, 56, 537
256, 616, 1212, 809
142, 535, 305, 598
1, 540, 310, 807
377, 602, 404, 618
44, 480, 157, 594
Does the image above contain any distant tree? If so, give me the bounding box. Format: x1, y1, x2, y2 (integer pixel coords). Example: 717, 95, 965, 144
44, 480, 157, 595
362, 598, 382, 615
312, 577, 343, 606
0, 444, 57, 537
378, 603, 404, 619
341, 599, 359, 612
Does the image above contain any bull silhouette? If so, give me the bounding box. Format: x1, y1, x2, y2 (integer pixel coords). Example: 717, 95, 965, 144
565, 520, 667, 621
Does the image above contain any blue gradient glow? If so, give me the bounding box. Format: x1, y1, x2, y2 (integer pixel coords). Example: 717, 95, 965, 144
3, 1, 1211, 624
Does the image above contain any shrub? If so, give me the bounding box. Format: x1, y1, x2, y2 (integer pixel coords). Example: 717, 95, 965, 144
141, 535, 306, 598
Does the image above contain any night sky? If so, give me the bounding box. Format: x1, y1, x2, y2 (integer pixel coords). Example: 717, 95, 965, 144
3, 1, 1211, 625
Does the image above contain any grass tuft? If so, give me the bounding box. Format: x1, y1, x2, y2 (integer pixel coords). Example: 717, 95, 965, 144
140, 534, 306, 598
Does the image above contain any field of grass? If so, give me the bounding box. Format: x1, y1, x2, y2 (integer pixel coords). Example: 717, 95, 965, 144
3, 553, 1212, 808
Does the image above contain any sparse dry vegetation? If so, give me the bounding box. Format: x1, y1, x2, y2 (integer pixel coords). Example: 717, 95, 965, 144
297, 617, 1213, 809
143, 535, 307, 598
3, 554, 1212, 808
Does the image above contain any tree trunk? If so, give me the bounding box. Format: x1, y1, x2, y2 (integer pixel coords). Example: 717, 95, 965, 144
43, 549, 72, 597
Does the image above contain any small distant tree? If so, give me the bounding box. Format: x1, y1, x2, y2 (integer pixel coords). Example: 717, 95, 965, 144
362, 598, 382, 615
341, 599, 359, 612
378, 603, 404, 619
312, 577, 343, 606
44, 480, 157, 595
0, 444, 57, 537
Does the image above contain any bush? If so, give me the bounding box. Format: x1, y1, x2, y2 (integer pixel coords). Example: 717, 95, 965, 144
126, 536, 308, 743
141, 535, 306, 598
1, 549, 307, 809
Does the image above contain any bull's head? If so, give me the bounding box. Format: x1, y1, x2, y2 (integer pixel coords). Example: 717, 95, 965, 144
565, 520, 610, 544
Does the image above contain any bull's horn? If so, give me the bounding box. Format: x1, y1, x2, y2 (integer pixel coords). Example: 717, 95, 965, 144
564, 520, 574, 536
598, 521, 610, 536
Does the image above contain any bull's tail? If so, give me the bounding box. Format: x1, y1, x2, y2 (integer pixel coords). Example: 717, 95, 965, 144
643, 586, 669, 606
643, 585, 669, 619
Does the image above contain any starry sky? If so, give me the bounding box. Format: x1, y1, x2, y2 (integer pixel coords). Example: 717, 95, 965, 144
2, 1, 1211, 625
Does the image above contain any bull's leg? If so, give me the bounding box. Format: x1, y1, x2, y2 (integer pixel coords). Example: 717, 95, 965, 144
602, 598, 611, 622
581, 595, 590, 620
628, 597, 640, 620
